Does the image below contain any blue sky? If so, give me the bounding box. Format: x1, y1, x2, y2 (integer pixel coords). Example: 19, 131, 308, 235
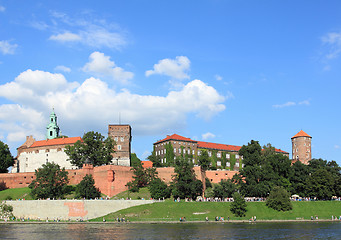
0, 1, 340, 164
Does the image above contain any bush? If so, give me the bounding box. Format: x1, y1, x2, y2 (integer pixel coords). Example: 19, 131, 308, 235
230, 192, 247, 217
75, 174, 101, 199
266, 186, 293, 211
148, 178, 171, 199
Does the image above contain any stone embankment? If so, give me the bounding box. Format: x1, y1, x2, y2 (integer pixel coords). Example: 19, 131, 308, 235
5, 199, 154, 220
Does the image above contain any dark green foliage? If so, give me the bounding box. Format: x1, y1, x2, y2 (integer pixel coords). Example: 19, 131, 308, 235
289, 161, 309, 196
148, 178, 171, 199
165, 143, 175, 166
0, 141, 14, 173
127, 164, 158, 192
213, 179, 236, 198
65, 131, 115, 168
0, 181, 7, 191
29, 162, 69, 199
75, 174, 101, 199
172, 156, 203, 199
266, 186, 293, 211
199, 150, 211, 196
205, 178, 212, 189
230, 192, 247, 217
305, 169, 335, 200
131, 153, 142, 167
147, 151, 162, 167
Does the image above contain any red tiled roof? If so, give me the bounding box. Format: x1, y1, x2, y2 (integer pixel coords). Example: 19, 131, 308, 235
292, 130, 311, 139
30, 137, 82, 148
197, 141, 241, 152
141, 161, 153, 168
154, 134, 197, 144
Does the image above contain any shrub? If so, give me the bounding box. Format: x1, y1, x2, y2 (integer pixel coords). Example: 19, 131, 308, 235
266, 186, 293, 211
148, 178, 171, 199
230, 192, 247, 217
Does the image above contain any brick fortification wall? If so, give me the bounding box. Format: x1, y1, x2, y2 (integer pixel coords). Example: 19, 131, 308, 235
0, 165, 238, 197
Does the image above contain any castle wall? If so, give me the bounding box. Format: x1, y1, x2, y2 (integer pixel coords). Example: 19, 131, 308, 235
0, 165, 237, 197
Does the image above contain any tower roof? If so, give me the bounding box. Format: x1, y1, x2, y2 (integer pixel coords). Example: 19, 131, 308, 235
291, 130, 311, 139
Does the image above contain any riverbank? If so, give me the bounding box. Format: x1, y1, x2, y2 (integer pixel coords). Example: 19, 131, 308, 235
90, 200, 341, 222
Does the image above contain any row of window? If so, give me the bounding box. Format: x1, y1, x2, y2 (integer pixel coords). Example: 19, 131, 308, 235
114, 137, 125, 142
155, 148, 241, 160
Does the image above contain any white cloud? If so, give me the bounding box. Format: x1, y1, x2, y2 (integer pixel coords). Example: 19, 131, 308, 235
321, 31, 341, 59
55, 65, 71, 73
47, 13, 127, 50
82, 52, 134, 84
273, 100, 310, 108
0, 6, 5, 12
146, 56, 190, 79
49, 32, 81, 42
202, 132, 215, 140
215, 75, 223, 81
273, 101, 296, 108
0, 70, 225, 146
299, 100, 310, 106
0, 40, 18, 55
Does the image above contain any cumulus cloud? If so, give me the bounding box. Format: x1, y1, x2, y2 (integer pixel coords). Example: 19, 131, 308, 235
82, 52, 134, 84
0, 70, 225, 146
202, 132, 215, 140
0, 40, 18, 55
215, 74, 223, 81
55, 65, 71, 73
273, 100, 310, 108
146, 56, 190, 79
47, 13, 127, 50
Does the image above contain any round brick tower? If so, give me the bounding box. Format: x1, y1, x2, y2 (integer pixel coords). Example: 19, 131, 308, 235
291, 130, 312, 165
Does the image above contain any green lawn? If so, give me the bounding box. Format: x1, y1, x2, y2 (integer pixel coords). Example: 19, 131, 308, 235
111, 187, 151, 200
91, 200, 341, 222
0, 187, 33, 200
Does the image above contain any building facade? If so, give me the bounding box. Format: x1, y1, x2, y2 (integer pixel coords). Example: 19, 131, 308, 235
108, 124, 132, 166
291, 130, 312, 165
153, 134, 289, 170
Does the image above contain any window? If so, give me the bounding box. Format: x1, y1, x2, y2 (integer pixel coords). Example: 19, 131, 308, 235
242, 164, 245, 168
188, 149, 190, 154
117, 145, 122, 150
217, 152, 221, 158
179, 148, 181, 154
45, 149, 49, 153
226, 153, 230, 159
161, 149, 163, 154
226, 162, 230, 167
51, 118, 53, 122
114, 137, 118, 142
164, 158, 166, 163
192, 150, 195, 155
50, 131, 53, 136
164, 149, 166, 153
198, 150, 201, 156
236, 154, 239, 159
174, 148, 176, 153
121, 137, 124, 142
217, 161, 221, 167
208, 151, 212, 157
235, 162, 239, 167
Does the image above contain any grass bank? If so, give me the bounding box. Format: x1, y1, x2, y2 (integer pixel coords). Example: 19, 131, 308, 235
0, 187, 33, 200
91, 200, 341, 222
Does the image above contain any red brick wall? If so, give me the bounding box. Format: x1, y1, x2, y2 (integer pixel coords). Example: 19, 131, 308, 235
0, 165, 238, 197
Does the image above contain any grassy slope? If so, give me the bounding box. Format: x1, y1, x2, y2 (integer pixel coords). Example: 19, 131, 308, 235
0, 187, 33, 200
91, 200, 341, 222
111, 187, 151, 200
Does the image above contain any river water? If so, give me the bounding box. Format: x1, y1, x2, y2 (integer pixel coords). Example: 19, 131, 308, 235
0, 222, 340, 239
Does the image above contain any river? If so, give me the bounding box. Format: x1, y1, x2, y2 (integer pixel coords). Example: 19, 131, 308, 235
0, 222, 340, 239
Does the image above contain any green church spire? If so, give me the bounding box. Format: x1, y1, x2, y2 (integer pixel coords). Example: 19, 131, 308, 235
46, 109, 60, 139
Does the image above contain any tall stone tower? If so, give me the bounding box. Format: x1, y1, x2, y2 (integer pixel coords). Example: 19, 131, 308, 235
108, 124, 131, 166
291, 130, 312, 165
46, 109, 60, 139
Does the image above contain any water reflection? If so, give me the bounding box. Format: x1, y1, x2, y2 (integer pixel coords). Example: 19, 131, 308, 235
0, 222, 340, 240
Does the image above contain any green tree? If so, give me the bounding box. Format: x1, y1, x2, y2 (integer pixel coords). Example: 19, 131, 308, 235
131, 153, 142, 167
198, 150, 211, 197
230, 192, 247, 217
266, 186, 293, 211
305, 169, 335, 200
149, 178, 171, 199
147, 151, 162, 167
213, 179, 236, 198
126, 163, 148, 192
65, 131, 115, 168
29, 162, 69, 199
172, 156, 203, 199
75, 174, 101, 199
0, 141, 14, 173
289, 161, 309, 196
165, 142, 175, 166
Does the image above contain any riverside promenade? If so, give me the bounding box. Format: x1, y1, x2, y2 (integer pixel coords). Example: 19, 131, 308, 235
5, 199, 154, 220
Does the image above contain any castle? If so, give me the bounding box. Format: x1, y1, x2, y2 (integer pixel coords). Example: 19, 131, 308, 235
11, 110, 132, 173
291, 130, 312, 164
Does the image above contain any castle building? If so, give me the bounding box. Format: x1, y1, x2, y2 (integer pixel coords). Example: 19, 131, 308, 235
153, 134, 289, 170
291, 130, 312, 165
108, 124, 132, 166
46, 109, 60, 139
